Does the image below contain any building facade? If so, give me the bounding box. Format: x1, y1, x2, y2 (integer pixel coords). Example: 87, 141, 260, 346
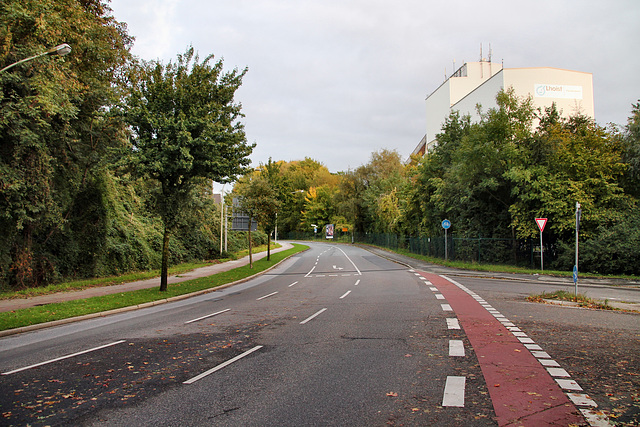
412, 60, 594, 156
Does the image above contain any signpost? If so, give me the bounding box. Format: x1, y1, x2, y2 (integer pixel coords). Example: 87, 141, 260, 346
442, 219, 451, 261
535, 218, 547, 271
575, 202, 581, 295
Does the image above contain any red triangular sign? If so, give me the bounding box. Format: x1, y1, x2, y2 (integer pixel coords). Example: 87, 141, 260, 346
536, 218, 547, 232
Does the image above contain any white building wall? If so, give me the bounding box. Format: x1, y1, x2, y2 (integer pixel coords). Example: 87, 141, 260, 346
425, 61, 502, 151
504, 67, 594, 119
452, 69, 506, 124
425, 80, 452, 150
451, 67, 594, 127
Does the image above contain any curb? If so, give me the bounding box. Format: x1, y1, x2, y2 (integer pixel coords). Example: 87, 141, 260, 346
0, 246, 308, 338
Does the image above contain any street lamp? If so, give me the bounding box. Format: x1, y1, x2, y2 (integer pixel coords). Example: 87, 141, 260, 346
0, 44, 72, 73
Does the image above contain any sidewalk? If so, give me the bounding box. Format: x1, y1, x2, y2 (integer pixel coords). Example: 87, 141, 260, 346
0, 242, 294, 313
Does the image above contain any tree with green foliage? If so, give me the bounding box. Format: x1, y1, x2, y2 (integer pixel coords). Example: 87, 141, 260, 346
125, 46, 254, 291
334, 149, 409, 234
0, 0, 132, 288
275, 158, 336, 234
407, 88, 635, 271
411, 89, 535, 239
406, 111, 472, 235
507, 111, 629, 242
235, 172, 280, 264
620, 101, 640, 199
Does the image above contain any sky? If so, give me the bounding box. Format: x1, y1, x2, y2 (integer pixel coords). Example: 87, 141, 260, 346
108, 0, 640, 174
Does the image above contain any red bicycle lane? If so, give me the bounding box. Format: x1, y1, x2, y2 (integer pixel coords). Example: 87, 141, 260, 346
420, 272, 587, 426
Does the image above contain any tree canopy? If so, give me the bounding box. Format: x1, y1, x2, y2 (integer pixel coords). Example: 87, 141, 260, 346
1, 0, 132, 287
126, 46, 254, 290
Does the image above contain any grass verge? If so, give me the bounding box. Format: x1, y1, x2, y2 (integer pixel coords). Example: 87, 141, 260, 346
526, 290, 617, 310
0, 243, 307, 332
374, 245, 639, 281
0, 244, 279, 300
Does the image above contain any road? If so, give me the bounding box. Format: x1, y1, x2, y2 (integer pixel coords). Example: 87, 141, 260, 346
0, 243, 638, 426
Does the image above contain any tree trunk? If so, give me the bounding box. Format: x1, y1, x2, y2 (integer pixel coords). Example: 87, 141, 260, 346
248, 219, 253, 268
160, 224, 170, 292
267, 232, 271, 261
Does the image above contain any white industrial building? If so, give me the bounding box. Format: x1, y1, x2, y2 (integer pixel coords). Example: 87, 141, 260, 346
412, 60, 594, 156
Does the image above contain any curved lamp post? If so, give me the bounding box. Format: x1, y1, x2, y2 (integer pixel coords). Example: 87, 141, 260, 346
0, 43, 71, 73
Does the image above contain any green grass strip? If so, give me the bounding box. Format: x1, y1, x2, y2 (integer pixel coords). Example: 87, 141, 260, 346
377, 245, 639, 281
0, 244, 308, 332
0, 244, 279, 300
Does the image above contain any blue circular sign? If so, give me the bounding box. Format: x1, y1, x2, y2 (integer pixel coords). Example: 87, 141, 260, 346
442, 219, 451, 230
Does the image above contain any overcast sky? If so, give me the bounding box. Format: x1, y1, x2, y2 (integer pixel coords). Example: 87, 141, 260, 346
108, 0, 640, 173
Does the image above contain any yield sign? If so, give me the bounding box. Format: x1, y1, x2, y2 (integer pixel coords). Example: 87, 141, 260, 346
536, 218, 548, 232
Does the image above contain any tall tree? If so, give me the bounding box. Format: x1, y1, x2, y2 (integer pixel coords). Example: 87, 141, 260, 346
0, 0, 132, 287
126, 46, 254, 291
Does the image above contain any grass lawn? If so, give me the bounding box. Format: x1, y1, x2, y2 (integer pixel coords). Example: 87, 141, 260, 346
0, 243, 308, 332
385, 246, 639, 282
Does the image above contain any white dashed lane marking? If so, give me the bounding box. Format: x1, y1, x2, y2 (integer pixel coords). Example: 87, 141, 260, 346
442, 376, 466, 407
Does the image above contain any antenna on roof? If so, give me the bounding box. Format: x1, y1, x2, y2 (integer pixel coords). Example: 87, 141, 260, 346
480, 43, 483, 61
489, 43, 492, 62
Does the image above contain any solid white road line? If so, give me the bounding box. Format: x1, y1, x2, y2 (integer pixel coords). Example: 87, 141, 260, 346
288, 281, 299, 287
183, 345, 263, 384
449, 340, 465, 357
334, 246, 362, 276
300, 308, 327, 324
257, 291, 278, 301
2, 340, 126, 375
339, 291, 351, 299
442, 376, 466, 407
305, 266, 316, 277
185, 308, 231, 324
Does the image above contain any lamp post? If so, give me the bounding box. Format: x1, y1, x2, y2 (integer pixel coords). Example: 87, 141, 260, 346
0, 44, 71, 73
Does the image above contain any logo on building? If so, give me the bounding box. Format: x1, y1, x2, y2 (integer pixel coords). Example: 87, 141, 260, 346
534, 84, 583, 100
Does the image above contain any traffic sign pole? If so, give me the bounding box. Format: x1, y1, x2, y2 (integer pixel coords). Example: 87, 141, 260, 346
442, 220, 451, 262
535, 218, 547, 272
540, 231, 544, 271
575, 202, 581, 295
445, 228, 448, 261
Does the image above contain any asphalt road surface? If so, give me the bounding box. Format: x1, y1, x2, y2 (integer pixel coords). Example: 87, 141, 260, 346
1, 243, 638, 426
